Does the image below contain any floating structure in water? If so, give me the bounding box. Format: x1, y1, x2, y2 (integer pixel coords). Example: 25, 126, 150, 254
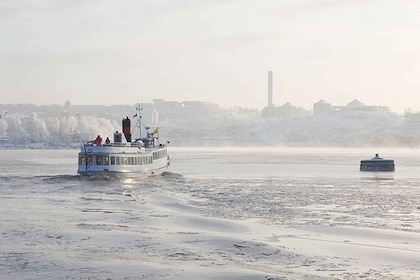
360, 154, 395, 172
77, 104, 170, 177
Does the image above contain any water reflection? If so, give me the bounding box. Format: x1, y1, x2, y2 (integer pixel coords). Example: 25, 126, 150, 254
360, 172, 395, 180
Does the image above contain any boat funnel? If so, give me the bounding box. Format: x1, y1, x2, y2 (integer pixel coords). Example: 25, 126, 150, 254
114, 131, 122, 143
122, 117, 132, 142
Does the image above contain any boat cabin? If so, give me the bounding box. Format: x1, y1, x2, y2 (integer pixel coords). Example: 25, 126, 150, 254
360, 154, 395, 172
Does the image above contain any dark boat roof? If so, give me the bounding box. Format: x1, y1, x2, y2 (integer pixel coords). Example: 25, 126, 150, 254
361, 153, 394, 162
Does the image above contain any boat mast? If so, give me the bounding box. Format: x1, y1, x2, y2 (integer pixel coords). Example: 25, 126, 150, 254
134, 104, 143, 141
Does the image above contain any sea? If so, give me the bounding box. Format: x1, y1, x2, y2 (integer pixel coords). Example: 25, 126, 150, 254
0, 147, 419, 280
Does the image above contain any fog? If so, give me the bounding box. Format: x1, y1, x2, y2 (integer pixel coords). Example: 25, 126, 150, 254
2, 1, 420, 113
0, 103, 415, 148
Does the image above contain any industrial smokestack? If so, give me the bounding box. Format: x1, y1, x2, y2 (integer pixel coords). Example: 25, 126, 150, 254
268, 71, 273, 107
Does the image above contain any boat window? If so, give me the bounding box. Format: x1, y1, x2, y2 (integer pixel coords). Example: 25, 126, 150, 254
141, 156, 152, 165
103, 156, 109, 165
95, 155, 101, 165
153, 150, 167, 160
79, 155, 85, 165
110, 156, 115, 165
87, 155, 92, 165
116, 157, 121, 165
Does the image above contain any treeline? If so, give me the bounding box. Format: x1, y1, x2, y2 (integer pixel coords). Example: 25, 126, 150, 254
0, 113, 119, 146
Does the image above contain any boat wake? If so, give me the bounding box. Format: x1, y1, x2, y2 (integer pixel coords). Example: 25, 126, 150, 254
161, 171, 184, 179
38, 172, 184, 183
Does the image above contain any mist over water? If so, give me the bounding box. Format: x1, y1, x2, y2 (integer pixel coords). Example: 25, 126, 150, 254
0, 147, 419, 279
0, 104, 412, 148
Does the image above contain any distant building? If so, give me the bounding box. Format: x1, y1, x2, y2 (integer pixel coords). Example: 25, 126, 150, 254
267, 70, 273, 107
261, 102, 310, 119
313, 99, 332, 115
313, 99, 390, 115
261, 70, 309, 119
152, 99, 221, 122
346, 99, 364, 108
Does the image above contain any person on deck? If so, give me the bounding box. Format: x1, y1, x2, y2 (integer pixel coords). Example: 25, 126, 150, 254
93, 135, 102, 145
105, 137, 110, 145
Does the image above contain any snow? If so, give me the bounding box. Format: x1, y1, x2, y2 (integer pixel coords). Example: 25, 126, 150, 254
0, 108, 408, 148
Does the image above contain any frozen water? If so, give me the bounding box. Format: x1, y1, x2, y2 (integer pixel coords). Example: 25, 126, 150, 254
0, 147, 419, 279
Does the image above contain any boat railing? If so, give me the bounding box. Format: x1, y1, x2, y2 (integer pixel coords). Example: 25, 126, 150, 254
83, 141, 162, 148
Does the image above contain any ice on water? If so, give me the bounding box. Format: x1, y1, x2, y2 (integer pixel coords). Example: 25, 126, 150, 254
0, 147, 419, 279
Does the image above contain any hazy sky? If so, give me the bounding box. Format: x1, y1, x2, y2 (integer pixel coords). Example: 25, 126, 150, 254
2, 0, 420, 113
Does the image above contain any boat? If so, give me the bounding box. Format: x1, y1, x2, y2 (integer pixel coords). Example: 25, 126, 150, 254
360, 153, 394, 172
77, 105, 170, 177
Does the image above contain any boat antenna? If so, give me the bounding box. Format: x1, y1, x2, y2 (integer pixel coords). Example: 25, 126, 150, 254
134, 104, 143, 140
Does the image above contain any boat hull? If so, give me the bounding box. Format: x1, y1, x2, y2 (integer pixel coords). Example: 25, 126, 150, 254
77, 144, 170, 177
360, 160, 395, 172
77, 165, 169, 178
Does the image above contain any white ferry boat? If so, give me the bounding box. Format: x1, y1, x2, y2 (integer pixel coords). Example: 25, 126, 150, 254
360, 153, 395, 172
77, 105, 170, 177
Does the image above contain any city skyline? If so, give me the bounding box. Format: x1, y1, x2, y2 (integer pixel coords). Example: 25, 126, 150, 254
0, 97, 409, 115
2, 1, 420, 114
